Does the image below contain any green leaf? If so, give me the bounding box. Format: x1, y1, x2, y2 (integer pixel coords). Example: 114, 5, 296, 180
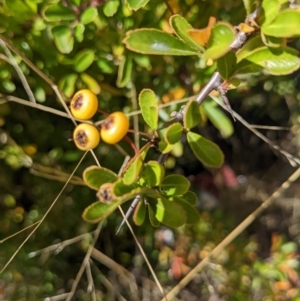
103, 0, 119, 17
183, 100, 201, 130
113, 179, 139, 196
123, 29, 199, 56
236, 35, 265, 62
148, 203, 160, 227
187, 132, 224, 167
242, 0, 257, 15
43, 4, 76, 22
173, 197, 200, 224
202, 100, 234, 138
74, 49, 95, 72
160, 174, 190, 196
234, 46, 300, 75
169, 14, 205, 52
262, 10, 300, 38
80, 7, 98, 24
139, 89, 158, 130
139, 161, 165, 187
58, 73, 78, 98
164, 122, 183, 145
122, 143, 150, 185
74, 23, 85, 43
80, 73, 101, 95
202, 22, 236, 61
150, 198, 186, 228
261, 33, 285, 48
182, 191, 198, 206
117, 54, 132, 88
133, 199, 146, 226
158, 134, 174, 154
52, 25, 74, 54
217, 52, 237, 80
257, 0, 279, 27
82, 200, 121, 223
83, 166, 118, 190
126, 0, 150, 11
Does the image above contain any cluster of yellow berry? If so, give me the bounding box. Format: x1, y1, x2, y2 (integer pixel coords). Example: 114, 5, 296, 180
70, 89, 129, 151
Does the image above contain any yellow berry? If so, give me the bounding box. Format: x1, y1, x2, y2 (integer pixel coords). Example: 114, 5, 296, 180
100, 112, 129, 144
70, 89, 98, 120
73, 123, 100, 151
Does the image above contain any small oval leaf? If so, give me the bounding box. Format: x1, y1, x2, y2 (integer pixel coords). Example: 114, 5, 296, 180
217, 52, 237, 80
103, 0, 120, 17
173, 197, 200, 224
187, 132, 224, 167
139, 161, 165, 187
126, 0, 150, 11
58, 73, 78, 98
160, 174, 190, 196
74, 49, 95, 72
117, 54, 132, 88
183, 100, 201, 130
43, 4, 76, 22
139, 89, 158, 130
182, 191, 198, 206
80, 73, 101, 95
83, 166, 118, 190
164, 122, 183, 145
80, 7, 98, 24
133, 199, 146, 226
52, 25, 74, 54
202, 22, 236, 61
123, 29, 199, 56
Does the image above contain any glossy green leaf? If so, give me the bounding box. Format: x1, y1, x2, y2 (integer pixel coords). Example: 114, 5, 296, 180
183, 100, 201, 130
164, 122, 183, 145
139, 89, 158, 130
217, 52, 237, 80
133, 199, 146, 226
117, 54, 132, 88
83, 166, 118, 190
187, 131, 224, 167
43, 4, 76, 22
262, 10, 300, 38
151, 198, 186, 228
234, 46, 300, 75
113, 179, 139, 196
126, 0, 150, 11
182, 191, 198, 206
82, 200, 121, 223
122, 144, 150, 185
139, 161, 165, 187
74, 49, 95, 72
123, 29, 199, 56
58, 73, 78, 98
103, 0, 119, 17
158, 134, 174, 154
80, 73, 101, 94
173, 197, 200, 224
169, 14, 205, 52
52, 25, 74, 54
202, 22, 236, 61
160, 174, 190, 196
74, 23, 85, 43
148, 203, 160, 227
80, 7, 98, 24
257, 0, 279, 27
236, 35, 265, 62
202, 100, 234, 138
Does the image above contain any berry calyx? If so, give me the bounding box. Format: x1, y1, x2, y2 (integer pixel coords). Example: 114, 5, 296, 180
73, 123, 100, 151
100, 112, 129, 144
70, 89, 98, 120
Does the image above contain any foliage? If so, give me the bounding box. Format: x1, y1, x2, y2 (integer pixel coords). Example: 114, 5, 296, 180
1, 0, 300, 300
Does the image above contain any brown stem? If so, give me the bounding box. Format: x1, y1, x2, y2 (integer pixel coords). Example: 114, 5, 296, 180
124, 135, 139, 155
97, 108, 109, 116
127, 129, 152, 139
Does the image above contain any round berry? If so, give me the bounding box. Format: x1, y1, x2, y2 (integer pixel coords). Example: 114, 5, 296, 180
73, 123, 100, 151
100, 112, 129, 144
70, 89, 98, 120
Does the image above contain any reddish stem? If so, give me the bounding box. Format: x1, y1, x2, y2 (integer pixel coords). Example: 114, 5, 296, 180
124, 135, 139, 156
97, 108, 109, 116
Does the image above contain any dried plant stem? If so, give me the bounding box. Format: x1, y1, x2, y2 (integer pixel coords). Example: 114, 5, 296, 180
161, 167, 300, 301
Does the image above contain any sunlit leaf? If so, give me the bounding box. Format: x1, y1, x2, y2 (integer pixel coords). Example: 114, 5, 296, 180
164, 122, 183, 145
52, 25, 74, 54
139, 89, 158, 130
74, 49, 95, 72
139, 161, 165, 187
80, 73, 101, 94
80, 6, 98, 24
187, 131, 224, 167
117, 54, 132, 87
133, 199, 146, 226
183, 100, 201, 130
58, 73, 78, 98
217, 52, 237, 80
160, 174, 190, 196
123, 29, 199, 56
103, 0, 119, 17
257, 0, 279, 27
43, 4, 76, 22
126, 0, 150, 11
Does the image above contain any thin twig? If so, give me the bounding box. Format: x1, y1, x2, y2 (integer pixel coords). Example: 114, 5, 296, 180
0, 39, 36, 103
86, 260, 96, 301
65, 221, 104, 301
161, 167, 300, 301
211, 95, 300, 166
28, 231, 95, 258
